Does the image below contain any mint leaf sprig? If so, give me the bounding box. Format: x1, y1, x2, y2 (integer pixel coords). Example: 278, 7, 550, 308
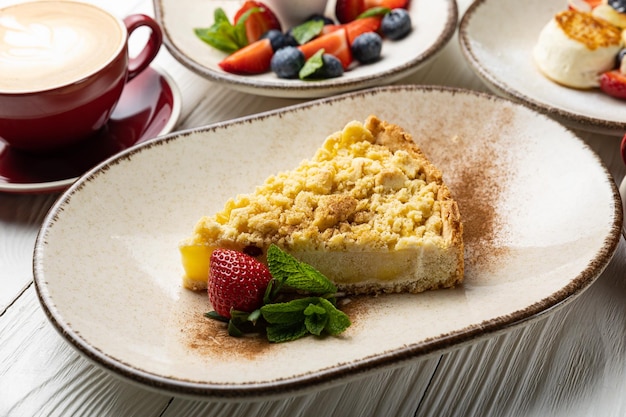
205, 244, 351, 343
194, 7, 260, 53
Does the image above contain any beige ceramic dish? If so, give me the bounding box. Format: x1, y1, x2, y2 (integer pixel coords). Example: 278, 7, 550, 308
33, 86, 623, 399
459, 0, 626, 135
153, 0, 458, 98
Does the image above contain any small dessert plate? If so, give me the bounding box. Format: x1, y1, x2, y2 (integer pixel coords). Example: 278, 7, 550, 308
153, 0, 458, 98
0, 66, 181, 194
33, 86, 623, 399
459, 0, 626, 135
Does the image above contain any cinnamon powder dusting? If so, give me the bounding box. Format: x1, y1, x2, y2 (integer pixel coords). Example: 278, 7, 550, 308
453, 139, 510, 275
415, 104, 515, 279
431, 112, 514, 277
181, 305, 271, 360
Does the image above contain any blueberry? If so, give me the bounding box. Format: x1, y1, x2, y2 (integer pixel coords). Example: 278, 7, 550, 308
381, 9, 412, 40
271, 46, 306, 79
351, 32, 382, 64
311, 54, 344, 79
261, 29, 298, 51
609, 0, 626, 13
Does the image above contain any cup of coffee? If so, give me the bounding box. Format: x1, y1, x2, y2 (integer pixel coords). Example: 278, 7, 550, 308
0, 0, 163, 152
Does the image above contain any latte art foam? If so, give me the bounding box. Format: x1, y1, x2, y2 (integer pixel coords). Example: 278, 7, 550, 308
0, 1, 124, 93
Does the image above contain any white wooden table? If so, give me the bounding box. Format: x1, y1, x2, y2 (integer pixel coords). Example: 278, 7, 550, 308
2, 0, 625, 415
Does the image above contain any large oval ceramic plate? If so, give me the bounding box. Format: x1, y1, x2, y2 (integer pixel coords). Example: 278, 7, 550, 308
459, 0, 626, 135
34, 86, 623, 399
153, 0, 458, 98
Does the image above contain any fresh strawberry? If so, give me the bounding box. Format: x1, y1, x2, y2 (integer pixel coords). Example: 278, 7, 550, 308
234, 1, 282, 44
218, 38, 274, 74
364, 0, 410, 9
208, 248, 273, 319
321, 16, 382, 44
599, 70, 626, 99
298, 28, 353, 69
345, 16, 382, 44
335, 0, 366, 24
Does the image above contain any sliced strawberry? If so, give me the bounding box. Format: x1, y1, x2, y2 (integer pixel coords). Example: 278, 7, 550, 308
298, 28, 353, 69
364, 0, 410, 9
321, 23, 342, 36
219, 38, 274, 74
321, 17, 382, 44
599, 70, 626, 99
335, 0, 366, 24
234, 1, 282, 44
344, 16, 382, 44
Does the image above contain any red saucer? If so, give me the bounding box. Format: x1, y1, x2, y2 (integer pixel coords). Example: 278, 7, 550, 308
0, 66, 181, 193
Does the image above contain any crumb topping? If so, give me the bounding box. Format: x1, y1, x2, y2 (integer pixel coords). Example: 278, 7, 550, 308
190, 118, 445, 252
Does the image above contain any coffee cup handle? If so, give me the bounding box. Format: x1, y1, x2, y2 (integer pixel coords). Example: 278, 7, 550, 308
123, 14, 163, 81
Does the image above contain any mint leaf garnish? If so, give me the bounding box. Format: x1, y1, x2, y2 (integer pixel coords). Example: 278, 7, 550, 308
356, 7, 391, 19
304, 302, 329, 336
260, 297, 312, 324
291, 19, 325, 45
299, 49, 325, 80
267, 244, 337, 294
206, 245, 350, 343
266, 321, 308, 343
318, 297, 351, 335
194, 7, 261, 53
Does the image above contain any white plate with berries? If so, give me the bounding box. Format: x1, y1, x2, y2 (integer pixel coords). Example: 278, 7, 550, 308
33, 86, 622, 398
460, 0, 626, 135
153, 0, 458, 98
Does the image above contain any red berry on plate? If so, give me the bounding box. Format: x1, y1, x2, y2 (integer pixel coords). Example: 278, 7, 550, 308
599, 70, 626, 99
364, 0, 410, 10
298, 28, 353, 69
234, 1, 282, 44
208, 248, 273, 319
218, 38, 274, 74
321, 16, 382, 45
344, 16, 382, 45
335, 0, 366, 24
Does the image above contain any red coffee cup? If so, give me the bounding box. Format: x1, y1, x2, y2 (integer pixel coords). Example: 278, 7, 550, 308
0, 1, 163, 152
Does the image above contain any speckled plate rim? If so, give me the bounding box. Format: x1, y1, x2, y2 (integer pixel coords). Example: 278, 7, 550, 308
153, 0, 458, 98
459, 0, 626, 136
33, 85, 624, 399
